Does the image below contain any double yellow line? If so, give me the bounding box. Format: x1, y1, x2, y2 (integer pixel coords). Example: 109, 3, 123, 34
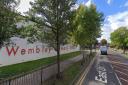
75, 54, 98, 85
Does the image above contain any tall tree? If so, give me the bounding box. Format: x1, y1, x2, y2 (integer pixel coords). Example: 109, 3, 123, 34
28, 0, 77, 78
111, 27, 128, 54
70, 4, 104, 53
101, 39, 107, 46
0, 0, 20, 48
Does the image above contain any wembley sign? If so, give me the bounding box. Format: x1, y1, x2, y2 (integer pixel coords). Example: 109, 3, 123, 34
0, 44, 79, 67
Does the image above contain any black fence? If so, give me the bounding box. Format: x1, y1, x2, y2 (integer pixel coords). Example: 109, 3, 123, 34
0, 63, 57, 85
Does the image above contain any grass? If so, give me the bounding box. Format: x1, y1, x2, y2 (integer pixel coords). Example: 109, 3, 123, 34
123, 53, 128, 59
45, 61, 82, 85
0, 51, 80, 79
44, 52, 96, 85
55, 61, 81, 85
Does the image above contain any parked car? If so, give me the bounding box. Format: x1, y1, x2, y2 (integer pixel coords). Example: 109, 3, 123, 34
100, 46, 108, 55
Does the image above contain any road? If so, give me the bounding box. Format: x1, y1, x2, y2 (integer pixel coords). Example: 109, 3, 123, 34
108, 50, 128, 85
79, 50, 127, 85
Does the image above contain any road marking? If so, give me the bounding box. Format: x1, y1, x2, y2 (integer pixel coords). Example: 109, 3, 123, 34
75, 54, 98, 85
111, 63, 128, 70
120, 78, 128, 83
110, 64, 122, 85
107, 57, 121, 61
108, 61, 128, 66
113, 65, 128, 72
95, 65, 107, 83
109, 60, 121, 63
115, 70, 128, 76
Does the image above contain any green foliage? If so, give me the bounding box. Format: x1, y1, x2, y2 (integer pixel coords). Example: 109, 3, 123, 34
0, 0, 20, 47
70, 4, 104, 50
28, 0, 77, 50
110, 27, 128, 53
101, 39, 107, 45
27, 0, 77, 77
18, 24, 44, 43
52, 61, 81, 85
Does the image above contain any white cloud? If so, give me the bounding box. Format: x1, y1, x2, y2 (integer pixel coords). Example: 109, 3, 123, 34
17, 0, 93, 13
71, 4, 79, 10
106, 0, 112, 5
17, 0, 34, 14
99, 24, 111, 42
71, 0, 92, 10
85, 0, 92, 7
107, 11, 128, 31
101, 11, 128, 42
124, 1, 128, 7
107, 0, 111, 4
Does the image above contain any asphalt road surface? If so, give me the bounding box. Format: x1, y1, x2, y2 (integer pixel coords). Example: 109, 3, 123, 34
108, 50, 128, 85
81, 50, 122, 85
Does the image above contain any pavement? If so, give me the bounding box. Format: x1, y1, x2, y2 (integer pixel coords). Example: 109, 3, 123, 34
78, 50, 123, 85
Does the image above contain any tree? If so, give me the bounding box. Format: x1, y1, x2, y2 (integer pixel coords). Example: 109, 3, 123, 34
18, 23, 44, 43
70, 4, 104, 54
101, 39, 107, 46
28, 0, 77, 78
110, 27, 128, 54
0, 0, 20, 48
94, 39, 98, 52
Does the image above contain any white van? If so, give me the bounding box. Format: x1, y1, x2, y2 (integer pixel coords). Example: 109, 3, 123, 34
100, 46, 108, 55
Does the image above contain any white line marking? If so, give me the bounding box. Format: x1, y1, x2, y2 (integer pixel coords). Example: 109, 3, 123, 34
95, 66, 107, 83
113, 65, 128, 72
95, 76, 107, 83
115, 70, 128, 76
109, 61, 128, 66
111, 63, 128, 70
120, 78, 128, 83
110, 64, 122, 85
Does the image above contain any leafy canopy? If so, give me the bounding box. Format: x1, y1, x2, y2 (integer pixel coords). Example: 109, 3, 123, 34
101, 39, 107, 46
70, 4, 104, 48
28, 0, 77, 50
0, 0, 20, 47
111, 27, 128, 48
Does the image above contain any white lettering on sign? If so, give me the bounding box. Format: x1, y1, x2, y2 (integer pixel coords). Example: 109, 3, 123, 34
95, 65, 107, 83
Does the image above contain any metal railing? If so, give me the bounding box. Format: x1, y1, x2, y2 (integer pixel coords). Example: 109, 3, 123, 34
0, 63, 57, 85
0, 54, 85, 85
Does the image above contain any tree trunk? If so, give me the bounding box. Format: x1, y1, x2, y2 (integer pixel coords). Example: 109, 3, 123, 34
89, 37, 92, 54
80, 47, 85, 65
56, 43, 61, 79
90, 45, 92, 54
82, 51, 85, 64
123, 46, 125, 54
0, 41, 2, 50
94, 45, 96, 52
56, 0, 61, 79
56, 27, 61, 79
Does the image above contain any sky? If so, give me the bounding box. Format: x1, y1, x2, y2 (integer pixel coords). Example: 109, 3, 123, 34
17, 0, 128, 42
